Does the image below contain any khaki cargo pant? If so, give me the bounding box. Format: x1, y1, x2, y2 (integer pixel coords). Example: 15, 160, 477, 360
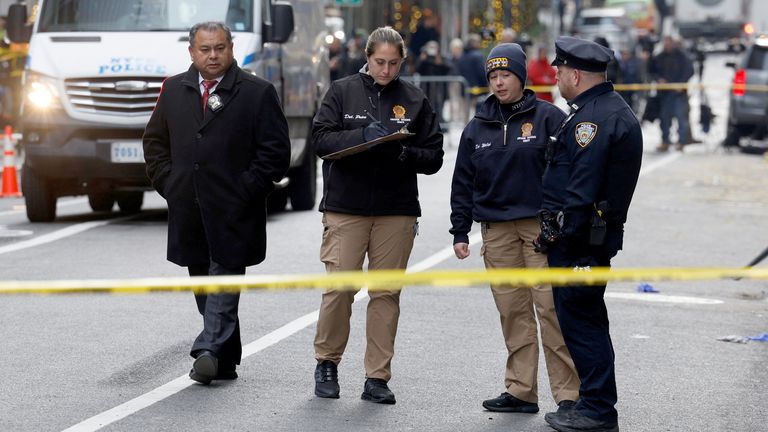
314, 211, 417, 381
481, 218, 580, 403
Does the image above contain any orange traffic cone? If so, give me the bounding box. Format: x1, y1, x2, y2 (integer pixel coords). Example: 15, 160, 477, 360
1, 125, 21, 198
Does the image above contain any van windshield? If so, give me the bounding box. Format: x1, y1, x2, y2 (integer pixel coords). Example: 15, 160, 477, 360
38, 0, 253, 33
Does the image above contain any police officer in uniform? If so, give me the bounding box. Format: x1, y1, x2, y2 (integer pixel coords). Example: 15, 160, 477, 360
537, 36, 643, 432
311, 26, 444, 404
450, 43, 580, 414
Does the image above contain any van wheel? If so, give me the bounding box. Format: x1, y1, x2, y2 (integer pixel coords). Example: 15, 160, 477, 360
88, 192, 114, 212
288, 139, 317, 211
22, 166, 57, 222
116, 191, 144, 214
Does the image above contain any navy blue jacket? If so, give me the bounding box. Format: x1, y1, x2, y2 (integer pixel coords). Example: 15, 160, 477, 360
542, 82, 643, 259
450, 90, 565, 244
313, 70, 444, 216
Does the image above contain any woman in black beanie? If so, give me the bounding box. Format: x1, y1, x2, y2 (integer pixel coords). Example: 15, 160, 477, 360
449, 42, 580, 414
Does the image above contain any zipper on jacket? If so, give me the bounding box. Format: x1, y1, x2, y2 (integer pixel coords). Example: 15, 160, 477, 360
503, 123, 508, 146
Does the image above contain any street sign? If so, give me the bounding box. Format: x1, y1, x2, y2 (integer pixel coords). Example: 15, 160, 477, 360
333, 0, 362, 6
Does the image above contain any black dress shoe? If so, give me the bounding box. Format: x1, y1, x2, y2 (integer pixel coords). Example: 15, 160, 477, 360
361, 378, 396, 404
544, 408, 619, 432
314, 360, 340, 399
216, 364, 238, 380
482, 392, 539, 413
189, 350, 218, 385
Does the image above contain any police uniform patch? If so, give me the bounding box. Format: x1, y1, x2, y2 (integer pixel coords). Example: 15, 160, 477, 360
575, 122, 598, 147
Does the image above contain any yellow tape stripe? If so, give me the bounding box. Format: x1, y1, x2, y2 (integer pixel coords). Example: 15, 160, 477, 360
1, 267, 766, 295
466, 83, 768, 94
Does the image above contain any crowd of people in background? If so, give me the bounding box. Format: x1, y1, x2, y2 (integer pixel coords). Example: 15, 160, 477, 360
328, 13, 707, 151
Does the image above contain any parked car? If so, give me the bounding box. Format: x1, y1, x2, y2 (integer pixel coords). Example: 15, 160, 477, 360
725, 33, 768, 153
572, 7, 636, 53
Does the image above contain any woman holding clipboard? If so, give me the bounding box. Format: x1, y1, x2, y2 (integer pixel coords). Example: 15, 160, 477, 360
311, 26, 443, 405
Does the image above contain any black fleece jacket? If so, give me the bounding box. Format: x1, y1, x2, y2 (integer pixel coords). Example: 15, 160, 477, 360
313, 70, 444, 216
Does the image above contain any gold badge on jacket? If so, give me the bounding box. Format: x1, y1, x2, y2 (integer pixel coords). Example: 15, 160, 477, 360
390, 104, 411, 124
516, 122, 537, 143
575, 122, 598, 148
521, 122, 533, 137
392, 105, 406, 119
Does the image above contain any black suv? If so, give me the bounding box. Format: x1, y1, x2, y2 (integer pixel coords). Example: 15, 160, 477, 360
725, 34, 768, 153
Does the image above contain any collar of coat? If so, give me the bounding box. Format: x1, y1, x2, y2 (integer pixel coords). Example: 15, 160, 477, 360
567, 81, 614, 109
179, 61, 241, 129
358, 63, 401, 91
181, 60, 240, 94
474, 88, 537, 122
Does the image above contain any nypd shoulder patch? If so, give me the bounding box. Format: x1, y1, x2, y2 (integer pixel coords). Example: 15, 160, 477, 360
574, 122, 598, 148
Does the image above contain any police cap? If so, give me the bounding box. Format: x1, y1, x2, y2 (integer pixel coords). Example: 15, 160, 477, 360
550, 36, 613, 72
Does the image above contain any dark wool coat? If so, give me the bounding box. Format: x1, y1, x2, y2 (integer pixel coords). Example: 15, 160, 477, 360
143, 63, 290, 268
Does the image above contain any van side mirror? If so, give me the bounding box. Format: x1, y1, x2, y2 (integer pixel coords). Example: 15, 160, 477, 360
263, 1, 294, 43
7, 4, 32, 44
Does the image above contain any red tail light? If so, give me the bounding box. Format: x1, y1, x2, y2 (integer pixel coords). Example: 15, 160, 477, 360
733, 69, 746, 96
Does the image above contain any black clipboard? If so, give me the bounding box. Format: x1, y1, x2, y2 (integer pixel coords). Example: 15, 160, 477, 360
321, 131, 415, 160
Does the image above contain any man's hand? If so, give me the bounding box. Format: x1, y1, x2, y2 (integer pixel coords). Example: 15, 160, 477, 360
454, 242, 470, 259
363, 121, 389, 142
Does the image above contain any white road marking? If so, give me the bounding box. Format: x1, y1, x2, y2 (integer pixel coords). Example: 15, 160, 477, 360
0, 217, 130, 256
639, 152, 681, 177
0, 226, 33, 237
606, 292, 724, 305
61, 233, 484, 432
0, 197, 88, 216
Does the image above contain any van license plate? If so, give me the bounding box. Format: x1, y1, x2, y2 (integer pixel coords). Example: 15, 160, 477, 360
111, 141, 144, 163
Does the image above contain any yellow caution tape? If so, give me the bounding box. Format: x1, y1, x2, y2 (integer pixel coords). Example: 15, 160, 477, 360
468, 83, 768, 95
0, 267, 766, 296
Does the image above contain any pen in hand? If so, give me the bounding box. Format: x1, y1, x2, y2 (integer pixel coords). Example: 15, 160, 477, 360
364, 109, 378, 123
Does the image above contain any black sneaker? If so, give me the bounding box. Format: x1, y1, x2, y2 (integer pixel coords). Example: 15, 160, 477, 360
314, 360, 340, 399
482, 392, 539, 413
557, 400, 577, 413
361, 378, 396, 404
544, 408, 619, 432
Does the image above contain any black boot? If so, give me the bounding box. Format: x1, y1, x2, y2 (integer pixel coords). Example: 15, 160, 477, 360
361, 378, 396, 404
314, 360, 340, 399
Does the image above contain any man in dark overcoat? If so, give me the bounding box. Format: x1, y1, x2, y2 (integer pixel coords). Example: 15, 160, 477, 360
143, 21, 291, 385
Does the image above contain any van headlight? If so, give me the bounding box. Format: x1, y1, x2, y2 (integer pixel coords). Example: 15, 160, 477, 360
24, 72, 61, 111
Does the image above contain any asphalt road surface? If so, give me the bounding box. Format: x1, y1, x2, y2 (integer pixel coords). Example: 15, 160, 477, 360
1, 53, 766, 431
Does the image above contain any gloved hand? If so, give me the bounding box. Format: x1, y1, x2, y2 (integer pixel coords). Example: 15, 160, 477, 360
363, 121, 389, 142
533, 235, 548, 254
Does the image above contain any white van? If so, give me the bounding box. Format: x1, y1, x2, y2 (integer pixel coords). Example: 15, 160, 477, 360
7, 0, 328, 221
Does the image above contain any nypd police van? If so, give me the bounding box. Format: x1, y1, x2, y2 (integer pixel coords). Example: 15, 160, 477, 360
7, 0, 328, 221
